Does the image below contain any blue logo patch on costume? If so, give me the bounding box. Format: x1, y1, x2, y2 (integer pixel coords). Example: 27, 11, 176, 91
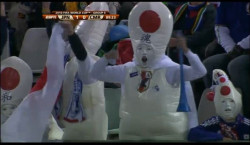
130, 72, 138, 77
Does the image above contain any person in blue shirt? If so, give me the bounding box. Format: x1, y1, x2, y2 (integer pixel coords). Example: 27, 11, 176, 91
188, 69, 250, 141
203, 2, 250, 119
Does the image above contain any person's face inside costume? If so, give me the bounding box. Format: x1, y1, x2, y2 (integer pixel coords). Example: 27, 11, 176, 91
217, 98, 236, 121
213, 69, 242, 123
135, 43, 156, 68
128, 2, 173, 69
1, 104, 17, 118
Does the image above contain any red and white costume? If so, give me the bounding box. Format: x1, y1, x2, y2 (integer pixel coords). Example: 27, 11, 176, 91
92, 2, 207, 140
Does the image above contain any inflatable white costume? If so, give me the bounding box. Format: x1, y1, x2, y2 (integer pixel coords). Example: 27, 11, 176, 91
58, 2, 109, 141
92, 2, 206, 140
188, 69, 249, 141
92, 2, 207, 140
1, 56, 33, 124
212, 69, 243, 121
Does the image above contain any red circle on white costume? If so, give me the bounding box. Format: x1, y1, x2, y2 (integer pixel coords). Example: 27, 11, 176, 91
139, 10, 161, 33
1, 67, 20, 90
220, 77, 226, 83
206, 91, 215, 101
220, 86, 231, 96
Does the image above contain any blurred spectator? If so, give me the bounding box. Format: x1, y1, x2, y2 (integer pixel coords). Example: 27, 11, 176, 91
204, 2, 225, 59
188, 69, 250, 141
169, 2, 216, 61
115, 2, 135, 25
188, 69, 249, 141
21, 2, 45, 28
167, 2, 216, 108
203, 2, 250, 118
163, 2, 185, 15
8, 2, 31, 56
209, 2, 221, 8
1, 2, 8, 55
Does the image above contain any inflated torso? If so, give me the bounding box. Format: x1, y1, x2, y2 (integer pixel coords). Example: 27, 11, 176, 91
60, 57, 108, 141
119, 66, 188, 140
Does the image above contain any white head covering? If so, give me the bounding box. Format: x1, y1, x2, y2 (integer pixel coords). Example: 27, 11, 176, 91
128, 2, 173, 68
1, 56, 33, 116
75, 2, 109, 55
212, 69, 242, 122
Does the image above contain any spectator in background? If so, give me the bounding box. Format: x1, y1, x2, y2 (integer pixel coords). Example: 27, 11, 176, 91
203, 2, 250, 118
188, 69, 250, 141
115, 2, 135, 25
167, 2, 216, 108
169, 2, 216, 62
8, 2, 31, 56
1, 2, 8, 55
21, 2, 45, 28
163, 2, 185, 15
204, 2, 226, 59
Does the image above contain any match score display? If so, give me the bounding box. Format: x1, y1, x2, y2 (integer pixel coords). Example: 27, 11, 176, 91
43, 11, 119, 20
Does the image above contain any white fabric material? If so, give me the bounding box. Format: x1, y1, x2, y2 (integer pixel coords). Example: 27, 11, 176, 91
185, 81, 199, 129
92, 50, 206, 140
77, 55, 97, 85
237, 35, 250, 49
93, 51, 206, 86
212, 69, 242, 121
60, 57, 108, 141
1, 56, 33, 106
63, 72, 86, 122
75, 2, 109, 55
91, 2, 205, 140
48, 115, 64, 140
119, 67, 188, 140
1, 56, 33, 124
215, 25, 236, 53
1, 23, 66, 142
18, 28, 49, 73
128, 2, 173, 68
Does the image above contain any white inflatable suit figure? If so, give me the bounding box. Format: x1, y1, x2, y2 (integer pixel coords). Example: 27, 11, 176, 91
103, 2, 120, 43
121, 2, 187, 140
59, 2, 109, 141
91, 2, 206, 140
212, 69, 242, 122
75, 2, 109, 55
1, 56, 33, 125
